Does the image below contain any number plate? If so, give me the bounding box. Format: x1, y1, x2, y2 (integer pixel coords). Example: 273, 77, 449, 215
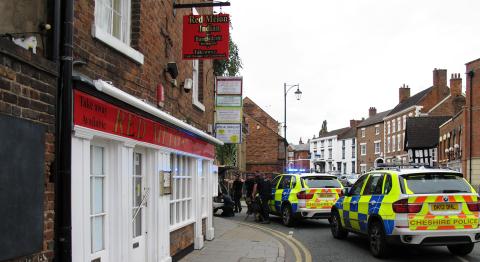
431, 203, 458, 211
317, 193, 334, 198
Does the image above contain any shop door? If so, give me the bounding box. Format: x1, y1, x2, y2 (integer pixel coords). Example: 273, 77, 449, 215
131, 151, 147, 262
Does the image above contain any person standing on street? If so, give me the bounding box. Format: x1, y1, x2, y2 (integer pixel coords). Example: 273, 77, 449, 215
232, 175, 244, 213
252, 173, 272, 224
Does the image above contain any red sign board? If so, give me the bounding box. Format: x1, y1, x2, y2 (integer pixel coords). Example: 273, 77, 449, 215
182, 14, 229, 60
73, 90, 215, 158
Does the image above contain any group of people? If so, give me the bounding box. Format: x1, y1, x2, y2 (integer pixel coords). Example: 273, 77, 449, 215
230, 172, 273, 224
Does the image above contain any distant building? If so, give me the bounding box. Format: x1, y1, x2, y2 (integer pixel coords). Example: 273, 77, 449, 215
310, 120, 361, 174
288, 138, 310, 172
356, 107, 391, 173
404, 116, 451, 166
384, 69, 456, 164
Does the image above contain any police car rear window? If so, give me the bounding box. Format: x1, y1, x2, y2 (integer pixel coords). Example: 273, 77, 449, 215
301, 177, 341, 188
400, 173, 472, 194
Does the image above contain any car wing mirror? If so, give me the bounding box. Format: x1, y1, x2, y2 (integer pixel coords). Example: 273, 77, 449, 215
342, 187, 351, 196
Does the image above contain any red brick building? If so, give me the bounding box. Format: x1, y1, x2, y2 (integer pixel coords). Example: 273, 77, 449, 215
384, 69, 456, 164
288, 138, 310, 172
0, 1, 57, 260
464, 58, 480, 186
438, 111, 465, 172
244, 97, 286, 174
356, 107, 391, 173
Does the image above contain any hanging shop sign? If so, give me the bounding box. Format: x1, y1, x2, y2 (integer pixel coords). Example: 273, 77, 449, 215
182, 14, 229, 60
215, 107, 242, 123
216, 95, 242, 107
215, 123, 242, 144
73, 90, 214, 158
216, 76, 242, 95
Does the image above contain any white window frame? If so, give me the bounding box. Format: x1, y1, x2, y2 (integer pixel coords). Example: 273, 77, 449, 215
397, 117, 401, 132
361, 128, 365, 138
360, 143, 366, 156
392, 135, 396, 152
387, 137, 391, 153
374, 141, 380, 155
89, 142, 109, 262
93, 0, 144, 64
387, 122, 391, 134
392, 120, 396, 133
191, 8, 205, 111
403, 115, 407, 130
375, 125, 379, 135
397, 134, 401, 151
170, 154, 194, 231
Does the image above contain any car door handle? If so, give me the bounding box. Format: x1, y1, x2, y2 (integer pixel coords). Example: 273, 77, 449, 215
351, 201, 358, 204
370, 201, 377, 204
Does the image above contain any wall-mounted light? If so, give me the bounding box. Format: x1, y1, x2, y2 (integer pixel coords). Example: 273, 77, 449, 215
166, 62, 178, 79
183, 78, 193, 93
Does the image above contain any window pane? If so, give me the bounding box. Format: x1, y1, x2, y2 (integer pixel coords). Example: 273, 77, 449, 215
91, 146, 104, 175
112, 0, 122, 39
91, 216, 104, 253
133, 207, 141, 237
134, 177, 142, 205
91, 177, 104, 214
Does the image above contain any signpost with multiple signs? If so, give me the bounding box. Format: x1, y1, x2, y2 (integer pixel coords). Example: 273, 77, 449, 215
215, 77, 243, 144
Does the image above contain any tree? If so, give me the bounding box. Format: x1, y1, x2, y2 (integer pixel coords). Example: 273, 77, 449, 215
214, 37, 242, 166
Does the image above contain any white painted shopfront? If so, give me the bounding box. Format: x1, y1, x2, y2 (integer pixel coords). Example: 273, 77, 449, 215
71, 80, 221, 262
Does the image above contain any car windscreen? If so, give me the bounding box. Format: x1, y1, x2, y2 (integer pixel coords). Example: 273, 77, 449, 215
301, 176, 342, 188
400, 173, 472, 194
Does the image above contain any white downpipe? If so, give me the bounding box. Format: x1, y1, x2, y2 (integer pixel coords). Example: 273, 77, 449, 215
93, 79, 223, 147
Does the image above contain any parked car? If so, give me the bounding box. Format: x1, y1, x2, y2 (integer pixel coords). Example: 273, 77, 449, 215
269, 173, 344, 226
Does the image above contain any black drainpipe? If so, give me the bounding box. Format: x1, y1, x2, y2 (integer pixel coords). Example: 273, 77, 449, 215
468, 70, 474, 184
55, 0, 73, 260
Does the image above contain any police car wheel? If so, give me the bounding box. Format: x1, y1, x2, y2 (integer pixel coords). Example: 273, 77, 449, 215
282, 205, 294, 227
330, 211, 348, 239
447, 243, 474, 256
369, 221, 389, 258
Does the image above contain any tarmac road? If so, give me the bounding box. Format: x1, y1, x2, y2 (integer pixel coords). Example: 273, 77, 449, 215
230, 211, 480, 262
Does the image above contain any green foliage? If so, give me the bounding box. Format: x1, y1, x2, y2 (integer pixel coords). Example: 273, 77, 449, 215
215, 143, 237, 166
214, 37, 242, 166
213, 36, 243, 77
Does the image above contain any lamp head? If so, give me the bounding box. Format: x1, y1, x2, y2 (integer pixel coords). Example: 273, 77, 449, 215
294, 88, 302, 100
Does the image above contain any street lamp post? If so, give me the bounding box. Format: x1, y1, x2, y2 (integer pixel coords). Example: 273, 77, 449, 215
284, 83, 302, 172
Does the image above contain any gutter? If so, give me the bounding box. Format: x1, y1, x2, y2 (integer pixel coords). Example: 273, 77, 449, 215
93, 79, 223, 146
468, 70, 474, 183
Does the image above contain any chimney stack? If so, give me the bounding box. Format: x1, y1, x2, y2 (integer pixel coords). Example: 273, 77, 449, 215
350, 119, 362, 128
368, 107, 377, 117
433, 68, 447, 87
399, 84, 410, 103
299, 137, 303, 144
450, 73, 462, 97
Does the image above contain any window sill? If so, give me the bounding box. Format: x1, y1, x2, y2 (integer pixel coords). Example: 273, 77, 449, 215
92, 25, 144, 65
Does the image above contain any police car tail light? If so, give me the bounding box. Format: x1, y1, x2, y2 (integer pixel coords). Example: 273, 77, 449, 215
392, 199, 422, 213
467, 201, 480, 212
297, 191, 314, 200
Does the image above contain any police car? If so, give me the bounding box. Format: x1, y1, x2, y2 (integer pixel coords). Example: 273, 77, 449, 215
270, 173, 343, 226
330, 166, 480, 258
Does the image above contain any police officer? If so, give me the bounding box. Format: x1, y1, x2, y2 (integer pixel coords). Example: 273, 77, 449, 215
232, 175, 243, 213
252, 173, 272, 224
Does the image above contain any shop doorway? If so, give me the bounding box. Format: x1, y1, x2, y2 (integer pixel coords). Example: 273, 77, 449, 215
131, 149, 148, 262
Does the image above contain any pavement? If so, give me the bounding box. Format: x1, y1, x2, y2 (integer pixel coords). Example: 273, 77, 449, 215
179, 216, 286, 262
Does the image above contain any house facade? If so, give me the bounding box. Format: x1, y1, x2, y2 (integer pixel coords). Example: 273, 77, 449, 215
464, 58, 480, 186
384, 69, 452, 164
244, 97, 286, 174
356, 108, 391, 173
288, 139, 310, 172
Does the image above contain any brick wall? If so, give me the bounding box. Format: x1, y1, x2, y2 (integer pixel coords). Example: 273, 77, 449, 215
170, 224, 194, 256
356, 123, 384, 172
244, 113, 284, 174
438, 111, 465, 172
465, 58, 480, 185
73, 0, 215, 133
294, 150, 310, 170
0, 39, 56, 261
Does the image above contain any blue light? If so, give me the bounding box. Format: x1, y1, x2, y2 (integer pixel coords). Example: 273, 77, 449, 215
287, 168, 306, 173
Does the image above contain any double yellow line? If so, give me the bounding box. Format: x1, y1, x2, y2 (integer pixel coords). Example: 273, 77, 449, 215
239, 222, 312, 262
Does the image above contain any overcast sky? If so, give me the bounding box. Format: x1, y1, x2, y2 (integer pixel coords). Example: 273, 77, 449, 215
224, 0, 480, 145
